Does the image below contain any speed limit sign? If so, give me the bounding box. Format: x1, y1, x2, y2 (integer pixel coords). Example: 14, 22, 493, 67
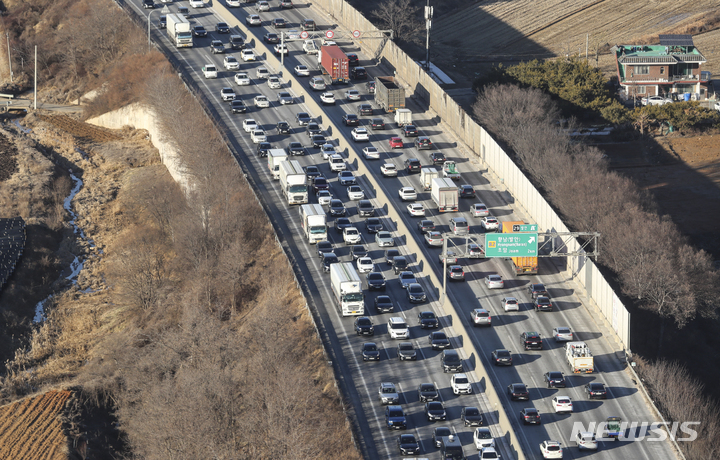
352, 30, 361, 39
300, 31, 309, 39
325, 30, 335, 39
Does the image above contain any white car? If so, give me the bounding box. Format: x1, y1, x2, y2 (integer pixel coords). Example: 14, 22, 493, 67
189, 0, 204, 7
317, 190, 332, 206
202, 64, 218, 79
250, 129, 267, 143
267, 76, 281, 89
481, 216, 499, 231
242, 119, 257, 133
287, 29, 301, 39
363, 147, 380, 159
642, 95, 672, 106
407, 203, 425, 216
451, 373, 472, 395
343, 227, 361, 245
321, 38, 336, 46
254, 95, 269, 108
256, 67, 270, 79
381, 163, 397, 177
351, 128, 369, 142
471, 203, 489, 217
234, 72, 250, 85
277, 92, 293, 105
321, 143, 336, 159
226, 0, 240, 5
220, 87, 236, 101
551, 396, 573, 414
294, 65, 310, 76
329, 154, 346, 172
223, 56, 239, 70
357, 256, 374, 273
345, 89, 361, 101
398, 187, 417, 201
256, 0, 269, 11
347, 185, 365, 200
539, 440, 563, 459
553, 327, 573, 342
274, 43, 289, 55
479, 447, 500, 459
501, 297, 519, 312
474, 427, 495, 450
240, 49, 256, 61
575, 432, 598, 450
485, 274, 504, 289
320, 92, 336, 105
245, 14, 261, 26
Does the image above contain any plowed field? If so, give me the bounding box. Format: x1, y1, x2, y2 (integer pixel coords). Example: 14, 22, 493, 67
0, 390, 72, 460
37, 114, 122, 143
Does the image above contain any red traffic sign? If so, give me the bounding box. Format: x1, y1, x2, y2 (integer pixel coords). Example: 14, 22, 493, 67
300, 31, 309, 39
325, 30, 335, 39
352, 30, 361, 38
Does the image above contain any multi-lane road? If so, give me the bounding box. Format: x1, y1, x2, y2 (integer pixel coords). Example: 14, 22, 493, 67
131, 1, 680, 459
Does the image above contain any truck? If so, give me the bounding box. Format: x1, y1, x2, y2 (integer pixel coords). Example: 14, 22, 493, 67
500, 221, 539, 275
565, 341, 594, 373
602, 416, 623, 440
394, 108, 412, 127
420, 167, 439, 191
299, 204, 327, 244
279, 160, 308, 205
330, 262, 364, 316
442, 160, 461, 180
267, 149, 288, 180
318, 45, 349, 84
303, 39, 318, 54
374, 76, 405, 113
431, 178, 459, 213
166, 14, 193, 48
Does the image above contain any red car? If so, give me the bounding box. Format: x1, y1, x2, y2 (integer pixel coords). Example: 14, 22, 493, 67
389, 137, 403, 149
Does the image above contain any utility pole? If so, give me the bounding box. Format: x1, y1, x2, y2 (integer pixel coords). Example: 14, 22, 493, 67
6, 32, 12, 83
586, 34, 589, 63
34, 45, 37, 109
424, 0, 433, 72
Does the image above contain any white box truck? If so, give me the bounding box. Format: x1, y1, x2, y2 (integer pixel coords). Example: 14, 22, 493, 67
420, 167, 439, 191
330, 262, 364, 316
166, 14, 193, 48
299, 204, 327, 244
267, 149, 288, 180
566, 341, 594, 373
431, 178, 459, 212
279, 160, 308, 205
394, 108, 412, 127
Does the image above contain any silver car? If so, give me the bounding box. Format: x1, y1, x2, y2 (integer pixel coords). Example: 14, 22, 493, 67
277, 92, 293, 105
375, 231, 394, 247
553, 327, 574, 342
485, 274, 504, 289
471, 202, 489, 217
471, 308, 492, 327
378, 382, 400, 405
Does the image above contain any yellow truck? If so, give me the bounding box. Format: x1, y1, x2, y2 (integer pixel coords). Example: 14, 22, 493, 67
500, 221, 538, 275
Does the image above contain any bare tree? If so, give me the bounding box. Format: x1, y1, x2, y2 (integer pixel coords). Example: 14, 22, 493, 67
371, 0, 423, 44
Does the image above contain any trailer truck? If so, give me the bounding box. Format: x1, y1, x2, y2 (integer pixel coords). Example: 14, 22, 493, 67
500, 221, 539, 275
330, 262, 364, 316
279, 160, 308, 205
374, 76, 405, 112
267, 149, 288, 180
420, 167, 439, 191
299, 204, 327, 244
318, 45, 349, 84
431, 178, 459, 212
166, 14, 193, 48
566, 341, 594, 373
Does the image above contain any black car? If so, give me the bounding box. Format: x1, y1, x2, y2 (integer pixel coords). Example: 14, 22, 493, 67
231, 100, 247, 113
367, 272, 386, 291
306, 122, 322, 137
358, 104, 373, 116
405, 158, 421, 174
210, 40, 224, 53
433, 427, 452, 448
351, 66, 367, 80
418, 383, 439, 402
316, 240, 333, 258
142, 0, 154, 8
334, 217, 352, 233
374, 294, 393, 312
321, 252, 339, 272
425, 401, 447, 422
272, 18, 287, 28
461, 406, 483, 427
312, 176, 329, 194
385, 405, 406, 430
296, 112, 312, 125
366, 81, 376, 93
417, 219, 435, 233
391, 256, 408, 274
354, 317, 375, 336
521, 331, 543, 350
544, 371, 566, 388
397, 434, 420, 455
430, 152, 447, 165
459, 184, 476, 198
534, 296, 553, 312
520, 408, 541, 425
585, 382, 608, 399
358, 200, 374, 217
216, 22, 230, 33
342, 113, 359, 126
365, 217, 383, 233
491, 349, 512, 366
507, 383, 529, 401
304, 165, 321, 181
429, 331, 451, 350
418, 311, 439, 328
256, 142, 271, 157
528, 283, 549, 299
441, 349, 463, 373
276, 120, 291, 134
229, 35, 245, 49
288, 142, 307, 156
264, 32, 280, 43
403, 125, 418, 137
301, 18, 316, 31
370, 118, 386, 130
311, 135, 327, 148
329, 199, 346, 217
361, 342, 380, 361
192, 25, 207, 37
346, 53, 359, 66
397, 341, 416, 360
159, 15, 166, 28
415, 136, 432, 150
350, 245, 367, 260
384, 249, 400, 264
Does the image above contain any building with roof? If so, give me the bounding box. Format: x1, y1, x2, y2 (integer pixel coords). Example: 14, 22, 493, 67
614, 35, 711, 102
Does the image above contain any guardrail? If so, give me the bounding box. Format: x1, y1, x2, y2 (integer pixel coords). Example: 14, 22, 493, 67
0, 93, 15, 99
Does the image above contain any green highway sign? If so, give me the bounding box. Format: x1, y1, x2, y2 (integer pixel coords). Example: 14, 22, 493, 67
512, 224, 538, 232
485, 233, 538, 257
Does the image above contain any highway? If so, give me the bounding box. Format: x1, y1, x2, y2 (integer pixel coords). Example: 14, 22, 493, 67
130, 1, 680, 459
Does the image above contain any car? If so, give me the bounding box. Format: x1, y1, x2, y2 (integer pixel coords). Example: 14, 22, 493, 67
461, 406, 483, 427
333, 217, 352, 233
286, 29, 301, 39
226, 0, 240, 6
345, 89, 361, 100
424, 231, 444, 247
263, 32, 280, 44
365, 217, 383, 233
274, 43, 289, 56
351, 128, 369, 142
485, 274, 504, 289
481, 216, 499, 231
398, 271, 416, 289
357, 199, 374, 217
539, 440, 563, 459
553, 327, 573, 342
277, 91, 293, 105
313, 133, 327, 147
474, 427, 495, 450
347, 185, 364, 200
142, 0, 154, 9
468, 243, 484, 258
229, 35, 245, 49
480, 447, 501, 459
189, 0, 203, 6
256, 67, 270, 79
338, 171, 355, 186
415, 136, 433, 150
521, 331, 543, 350
367, 272, 386, 291
450, 216, 468, 235
417, 219, 435, 233
407, 203, 425, 216
192, 25, 207, 37
508, 383, 529, 401
575, 432, 598, 450
385, 405, 406, 430
231, 100, 247, 113
491, 349, 512, 366
447, 265, 465, 281
521, 408, 541, 425
316, 190, 332, 206
294, 65, 310, 76
398, 187, 417, 201
402, 124, 418, 137
642, 95, 672, 106
471, 202, 489, 216
378, 382, 399, 405
232, 72, 250, 87
405, 158, 421, 173
320, 92, 336, 104
250, 129, 267, 143
418, 311, 439, 328
253, 95, 269, 108
459, 185, 476, 199
313, 177, 329, 194
346, 53, 359, 66
357, 257, 374, 273
240, 49, 256, 61
342, 113, 359, 126
223, 56, 240, 71
158, 15, 166, 28
216, 22, 230, 33
211, 40, 225, 54
366, 81, 376, 93
471, 308, 492, 327
439, 250, 458, 265
272, 17, 287, 28
407, 283, 427, 303
425, 401, 447, 422
534, 296, 553, 312
361, 342, 380, 361
430, 427, 452, 448
280, 0, 293, 8
375, 295, 394, 312
177, 5, 189, 17
350, 244, 367, 260
321, 252, 339, 272
388, 317, 409, 339
441, 349, 463, 373
309, 77, 326, 90
343, 227, 361, 245
242, 119, 258, 133
418, 383, 439, 402
354, 316, 374, 336
451, 373, 472, 395
363, 146, 380, 159
256, 142, 271, 157
301, 18, 316, 30
306, 122, 322, 137
380, 163, 397, 177
397, 434, 419, 455
585, 382, 607, 399
320, 143, 336, 159
358, 104, 373, 116
328, 199, 346, 217
528, 283, 549, 299
397, 341, 416, 360
304, 165, 321, 181
551, 396, 573, 414
497, 299, 518, 315
391, 256, 408, 274
389, 137, 403, 149
430, 151, 447, 165
544, 371, 566, 388
295, 112, 312, 125
384, 249, 400, 264
429, 331, 451, 350
256, 0, 270, 10
375, 231, 394, 247
370, 118, 385, 130
220, 87, 236, 101
288, 142, 306, 156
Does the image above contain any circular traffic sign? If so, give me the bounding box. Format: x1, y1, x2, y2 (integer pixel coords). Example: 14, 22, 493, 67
300, 31, 309, 39
325, 30, 335, 39
352, 30, 361, 38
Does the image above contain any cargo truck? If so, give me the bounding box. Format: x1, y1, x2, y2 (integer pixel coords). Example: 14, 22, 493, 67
166, 14, 193, 48
267, 149, 288, 180
374, 76, 405, 113
431, 178, 459, 212
318, 45, 349, 84
420, 167, 439, 190
566, 341, 594, 373
500, 221, 539, 275
299, 204, 327, 244
442, 160, 460, 180
394, 108, 412, 127
279, 160, 308, 205
330, 262, 364, 316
